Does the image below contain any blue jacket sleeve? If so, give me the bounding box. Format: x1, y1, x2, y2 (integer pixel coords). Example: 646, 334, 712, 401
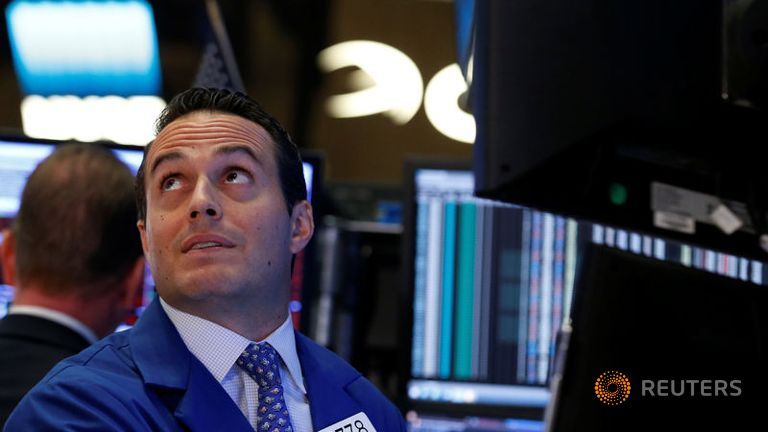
4, 368, 174, 432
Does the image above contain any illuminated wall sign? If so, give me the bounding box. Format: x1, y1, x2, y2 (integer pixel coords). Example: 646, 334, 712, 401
318, 40, 423, 125
21, 95, 165, 145
318, 40, 474, 144
424, 64, 475, 144
5, 0, 161, 96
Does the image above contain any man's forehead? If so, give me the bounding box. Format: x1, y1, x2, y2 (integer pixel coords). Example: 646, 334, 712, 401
147, 111, 276, 166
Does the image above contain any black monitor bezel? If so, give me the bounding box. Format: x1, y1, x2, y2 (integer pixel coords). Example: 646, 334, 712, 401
545, 243, 768, 432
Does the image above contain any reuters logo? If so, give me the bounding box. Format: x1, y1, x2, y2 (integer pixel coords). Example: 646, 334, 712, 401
595, 371, 631, 405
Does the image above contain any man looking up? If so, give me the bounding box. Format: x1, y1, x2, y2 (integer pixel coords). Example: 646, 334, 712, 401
6, 88, 406, 432
0, 143, 145, 426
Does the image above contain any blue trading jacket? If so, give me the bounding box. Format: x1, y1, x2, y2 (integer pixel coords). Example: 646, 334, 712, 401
4, 299, 406, 432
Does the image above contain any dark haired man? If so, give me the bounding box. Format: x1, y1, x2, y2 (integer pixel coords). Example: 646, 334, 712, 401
7, 88, 406, 432
0, 143, 145, 426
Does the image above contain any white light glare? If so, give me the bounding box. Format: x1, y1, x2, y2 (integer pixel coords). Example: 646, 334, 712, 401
424, 64, 475, 144
21, 95, 166, 145
8, 0, 157, 73
318, 40, 423, 125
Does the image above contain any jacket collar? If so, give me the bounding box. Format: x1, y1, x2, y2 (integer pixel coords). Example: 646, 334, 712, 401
0, 313, 90, 352
296, 332, 366, 430
8, 305, 98, 343
129, 298, 252, 431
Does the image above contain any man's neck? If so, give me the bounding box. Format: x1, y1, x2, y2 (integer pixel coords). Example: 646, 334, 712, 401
12, 284, 113, 338
160, 295, 289, 341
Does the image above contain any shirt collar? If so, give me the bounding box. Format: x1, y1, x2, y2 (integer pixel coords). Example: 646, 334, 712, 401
159, 298, 306, 394
261, 308, 305, 394
8, 305, 99, 344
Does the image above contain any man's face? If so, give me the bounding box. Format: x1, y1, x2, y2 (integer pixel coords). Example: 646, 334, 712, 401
137, 111, 313, 317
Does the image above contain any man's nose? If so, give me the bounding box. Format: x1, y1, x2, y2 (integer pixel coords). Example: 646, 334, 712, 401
188, 179, 222, 221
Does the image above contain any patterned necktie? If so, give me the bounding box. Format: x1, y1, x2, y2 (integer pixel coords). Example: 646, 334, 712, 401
236, 342, 294, 432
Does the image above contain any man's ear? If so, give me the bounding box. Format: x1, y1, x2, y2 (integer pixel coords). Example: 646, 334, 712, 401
0, 229, 17, 286
289, 201, 314, 254
137, 219, 149, 257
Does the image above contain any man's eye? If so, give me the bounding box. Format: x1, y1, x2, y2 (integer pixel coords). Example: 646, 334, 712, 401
162, 176, 182, 191
224, 170, 250, 184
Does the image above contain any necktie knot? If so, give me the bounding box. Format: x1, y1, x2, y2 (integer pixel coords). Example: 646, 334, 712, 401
237, 342, 282, 388
236, 342, 293, 432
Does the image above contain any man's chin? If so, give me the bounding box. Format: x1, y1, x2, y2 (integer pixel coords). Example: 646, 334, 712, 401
171, 268, 247, 297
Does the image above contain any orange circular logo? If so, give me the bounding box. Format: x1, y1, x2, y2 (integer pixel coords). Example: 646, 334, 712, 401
594, 371, 631, 405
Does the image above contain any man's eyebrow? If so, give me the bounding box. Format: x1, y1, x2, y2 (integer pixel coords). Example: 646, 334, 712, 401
150, 151, 184, 176
215, 144, 262, 165
149, 144, 262, 176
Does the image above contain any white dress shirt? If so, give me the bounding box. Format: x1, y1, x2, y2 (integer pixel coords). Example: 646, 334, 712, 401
8, 305, 98, 344
160, 298, 312, 432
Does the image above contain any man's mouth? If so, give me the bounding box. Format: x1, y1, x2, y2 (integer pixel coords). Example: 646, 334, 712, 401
190, 241, 223, 250
182, 234, 235, 253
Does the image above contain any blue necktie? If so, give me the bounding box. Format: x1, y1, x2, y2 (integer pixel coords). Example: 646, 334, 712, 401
237, 342, 294, 432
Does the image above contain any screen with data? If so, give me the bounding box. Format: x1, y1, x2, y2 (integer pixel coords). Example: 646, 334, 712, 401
404, 163, 767, 432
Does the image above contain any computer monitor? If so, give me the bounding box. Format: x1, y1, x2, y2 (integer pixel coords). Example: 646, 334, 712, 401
402, 160, 768, 432
468, 0, 768, 262
545, 244, 768, 432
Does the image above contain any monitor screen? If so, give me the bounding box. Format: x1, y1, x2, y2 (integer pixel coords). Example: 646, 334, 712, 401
402, 161, 768, 431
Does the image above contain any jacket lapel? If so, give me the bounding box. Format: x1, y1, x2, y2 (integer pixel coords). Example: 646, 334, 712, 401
295, 333, 365, 430
130, 299, 252, 432
173, 358, 253, 432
